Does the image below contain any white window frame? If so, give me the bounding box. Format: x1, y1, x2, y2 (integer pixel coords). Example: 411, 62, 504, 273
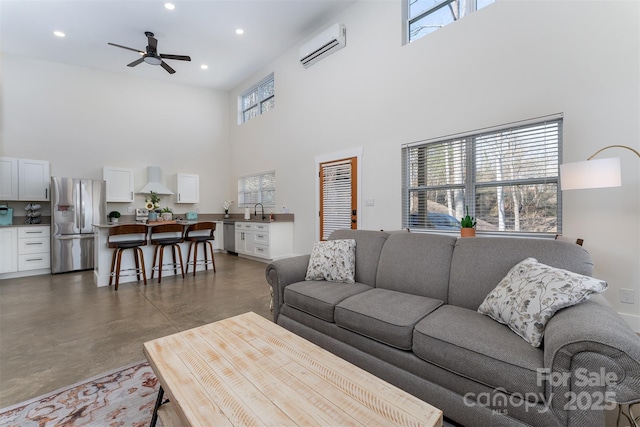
401, 114, 563, 237
406, 0, 495, 43
239, 73, 275, 124
237, 170, 276, 208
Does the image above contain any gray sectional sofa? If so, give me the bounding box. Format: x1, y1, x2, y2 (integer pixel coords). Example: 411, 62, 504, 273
265, 229, 640, 427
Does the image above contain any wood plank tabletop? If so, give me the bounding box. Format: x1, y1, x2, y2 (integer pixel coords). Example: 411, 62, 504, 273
143, 311, 443, 427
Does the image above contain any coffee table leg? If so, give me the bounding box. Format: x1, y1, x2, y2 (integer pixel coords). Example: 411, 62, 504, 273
150, 385, 165, 427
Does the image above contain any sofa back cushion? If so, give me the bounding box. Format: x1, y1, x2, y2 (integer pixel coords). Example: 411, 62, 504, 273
375, 233, 457, 301
448, 237, 595, 310
329, 229, 389, 286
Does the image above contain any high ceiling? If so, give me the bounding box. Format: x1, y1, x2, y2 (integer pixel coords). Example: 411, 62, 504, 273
0, 0, 354, 90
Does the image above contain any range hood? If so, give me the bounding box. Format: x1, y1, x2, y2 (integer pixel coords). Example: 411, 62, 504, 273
137, 166, 174, 195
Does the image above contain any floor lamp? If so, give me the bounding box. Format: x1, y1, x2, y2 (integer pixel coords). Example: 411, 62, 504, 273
560, 145, 640, 190
560, 145, 640, 425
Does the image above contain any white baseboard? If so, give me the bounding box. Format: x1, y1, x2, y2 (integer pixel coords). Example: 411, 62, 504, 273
619, 311, 640, 334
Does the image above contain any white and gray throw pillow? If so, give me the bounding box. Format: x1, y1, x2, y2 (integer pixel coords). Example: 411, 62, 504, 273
305, 239, 356, 284
478, 257, 607, 347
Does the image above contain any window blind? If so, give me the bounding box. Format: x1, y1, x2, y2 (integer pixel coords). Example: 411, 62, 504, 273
402, 116, 562, 234
321, 159, 353, 240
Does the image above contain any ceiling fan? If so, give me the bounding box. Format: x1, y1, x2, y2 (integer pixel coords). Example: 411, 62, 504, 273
108, 31, 191, 74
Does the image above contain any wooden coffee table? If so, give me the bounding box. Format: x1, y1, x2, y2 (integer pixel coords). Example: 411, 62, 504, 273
143, 311, 443, 426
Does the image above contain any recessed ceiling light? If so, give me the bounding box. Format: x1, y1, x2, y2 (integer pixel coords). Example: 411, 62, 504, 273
53, 31, 66, 38
201, 65, 209, 70
164, 3, 175, 10
235, 28, 244, 35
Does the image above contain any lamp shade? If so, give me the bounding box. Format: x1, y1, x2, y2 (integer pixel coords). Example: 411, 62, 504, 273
560, 157, 621, 190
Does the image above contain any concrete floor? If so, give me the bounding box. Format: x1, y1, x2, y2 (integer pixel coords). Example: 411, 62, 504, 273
0, 253, 272, 408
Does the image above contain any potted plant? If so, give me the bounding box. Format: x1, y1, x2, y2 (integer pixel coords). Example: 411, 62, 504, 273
460, 206, 476, 237
108, 211, 121, 223
160, 207, 173, 221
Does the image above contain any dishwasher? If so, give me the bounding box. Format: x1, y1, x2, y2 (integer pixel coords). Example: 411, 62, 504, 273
223, 221, 236, 254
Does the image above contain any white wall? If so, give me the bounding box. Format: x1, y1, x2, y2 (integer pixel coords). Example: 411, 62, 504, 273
228, 0, 640, 329
1, 55, 231, 215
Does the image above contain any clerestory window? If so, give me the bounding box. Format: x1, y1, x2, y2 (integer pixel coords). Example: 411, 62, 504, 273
407, 0, 495, 43
240, 73, 275, 124
401, 115, 563, 235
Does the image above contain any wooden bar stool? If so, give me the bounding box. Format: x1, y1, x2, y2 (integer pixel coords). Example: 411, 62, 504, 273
150, 224, 185, 283
184, 222, 217, 276
107, 224, 148, 291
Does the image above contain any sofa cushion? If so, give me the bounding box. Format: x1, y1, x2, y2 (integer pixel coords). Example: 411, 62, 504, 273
284, 280, 372, 322
448, 237, 595, 311
413, 305, 545, 398
478, 257, 608, 347
305, 239, 356, 284
375, 233, 456, 302
328, 229, 389, 287
335, 288, 443, 350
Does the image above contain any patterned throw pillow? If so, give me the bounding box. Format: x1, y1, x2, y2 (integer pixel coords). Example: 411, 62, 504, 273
477, 257, 607, 347
305, 239, 356, 284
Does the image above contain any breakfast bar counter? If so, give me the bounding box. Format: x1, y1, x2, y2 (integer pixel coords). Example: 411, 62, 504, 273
92, 221, 223, 287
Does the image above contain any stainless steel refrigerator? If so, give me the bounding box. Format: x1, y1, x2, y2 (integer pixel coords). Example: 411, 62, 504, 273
51, 177, 106, 274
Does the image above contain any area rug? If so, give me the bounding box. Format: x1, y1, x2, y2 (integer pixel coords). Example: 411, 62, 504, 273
0, 361, 161, 427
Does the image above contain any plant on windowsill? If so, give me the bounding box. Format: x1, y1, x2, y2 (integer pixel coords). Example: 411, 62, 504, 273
460, 206, 476, 237
108, 211, 121, 223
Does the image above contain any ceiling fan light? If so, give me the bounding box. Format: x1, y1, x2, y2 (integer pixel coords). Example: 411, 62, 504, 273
143, 55, 162, 65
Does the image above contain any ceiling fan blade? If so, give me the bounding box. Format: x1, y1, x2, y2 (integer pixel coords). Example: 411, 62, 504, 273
127, 57, 145, 67
160, 54, 191, 62
108, 42, 144, 54
160, 61, 176, 74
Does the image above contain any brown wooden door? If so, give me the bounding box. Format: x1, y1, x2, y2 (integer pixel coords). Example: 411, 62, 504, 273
319, 157, 357, 240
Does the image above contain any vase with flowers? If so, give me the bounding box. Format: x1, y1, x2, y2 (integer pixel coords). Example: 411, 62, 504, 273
145, 191, 162, 212
223, 200, 233, 218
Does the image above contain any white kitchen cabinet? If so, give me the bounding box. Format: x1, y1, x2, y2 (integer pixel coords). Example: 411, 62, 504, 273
17, 226, 50, 271
176, 173, 199, 203
235, 221, 293, 261
103, 167, 134, 202
0, 227, 18, 273
0, 157, 19, 200
18, 158, 50, 201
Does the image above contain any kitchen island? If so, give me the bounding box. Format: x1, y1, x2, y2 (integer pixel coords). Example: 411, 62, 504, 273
92, 220, 222, 287
92, 215, 294, 287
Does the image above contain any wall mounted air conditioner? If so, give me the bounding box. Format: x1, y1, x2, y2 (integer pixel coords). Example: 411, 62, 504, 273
299, 23, 346, 68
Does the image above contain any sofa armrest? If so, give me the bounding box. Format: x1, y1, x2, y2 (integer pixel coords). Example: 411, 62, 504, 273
265, 255, 310, 322
543, 295, 640, 423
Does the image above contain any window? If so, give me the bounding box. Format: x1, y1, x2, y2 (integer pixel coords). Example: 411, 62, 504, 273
238, 171, 275, 207
407, 0, 495, 43
240, 74, 275, 123
402, 116, 562, 235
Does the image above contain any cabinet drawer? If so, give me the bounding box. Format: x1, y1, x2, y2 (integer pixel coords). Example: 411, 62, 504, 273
252, 244, 270, 259
19, 253, 50, 271
18, 237, 50, 254
19, 226, 50, 238
254, 231, 269, 244
253, 224, 270, 232
235, 222, 253, 230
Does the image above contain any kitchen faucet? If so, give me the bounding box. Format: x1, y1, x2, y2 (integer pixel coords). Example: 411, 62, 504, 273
254, 203, 265, 220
